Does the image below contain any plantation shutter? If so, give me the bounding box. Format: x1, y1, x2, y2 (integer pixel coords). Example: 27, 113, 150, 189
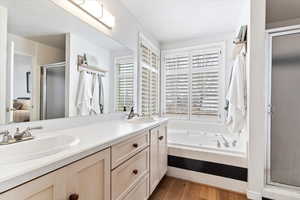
163, 47, 223, 121
140, 40, 160, 116
115, 58, 134, 112
164, 55, 189, 119
191, 50, 221, 119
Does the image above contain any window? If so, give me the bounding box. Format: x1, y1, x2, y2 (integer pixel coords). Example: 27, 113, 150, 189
115, 57, 134, 112
139, 35, 160, 116
162, 44, 225, 121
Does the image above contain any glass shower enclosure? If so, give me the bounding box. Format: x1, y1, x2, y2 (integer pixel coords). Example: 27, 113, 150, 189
40, 62, 66, 120
267, 28, 300, 189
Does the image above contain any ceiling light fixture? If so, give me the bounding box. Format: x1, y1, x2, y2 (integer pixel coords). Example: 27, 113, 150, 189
68, 0, 115, 29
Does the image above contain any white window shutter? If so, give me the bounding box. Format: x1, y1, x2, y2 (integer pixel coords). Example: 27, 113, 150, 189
164, 55, 189, 119
115, 58, 134, 112
191, 51, 221, 119
163, 47, 223, 121
140, 41, 160, 116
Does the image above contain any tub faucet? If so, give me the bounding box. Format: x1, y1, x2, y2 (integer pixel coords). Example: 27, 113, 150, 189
220, 135, 230, 148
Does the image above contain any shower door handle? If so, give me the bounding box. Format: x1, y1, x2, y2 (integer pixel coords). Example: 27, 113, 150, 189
267, 104, 273, 115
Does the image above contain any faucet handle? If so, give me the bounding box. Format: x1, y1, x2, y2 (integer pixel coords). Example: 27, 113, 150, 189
0, 130, 12, 143
0, 130, 9, 136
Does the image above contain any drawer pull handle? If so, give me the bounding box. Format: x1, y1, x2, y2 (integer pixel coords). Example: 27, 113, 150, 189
159, 136, 164, 140
132, 169, 139, 175
69, 194, 79, 200
133, 143, 139, 148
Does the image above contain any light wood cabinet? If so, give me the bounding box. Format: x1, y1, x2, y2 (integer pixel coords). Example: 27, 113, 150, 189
122, 174, 149, 200
0, 148, 111, 200
112, 131, 149, 169
158, 125, 168, 179
66, 148, 111, 200
112, 148, 149, 200
149, 126, 160, 194
0, 123, 168, 200
0, 169, 65, 200
149, 124, 168, 194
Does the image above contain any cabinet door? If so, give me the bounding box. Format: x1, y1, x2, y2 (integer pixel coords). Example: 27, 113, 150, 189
0, 170, 65, 200
66, 148, 111, 200
158, 124, 168, 179
149, 127, 160, 194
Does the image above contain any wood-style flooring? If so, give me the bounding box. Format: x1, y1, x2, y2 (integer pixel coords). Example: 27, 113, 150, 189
149, 176, 247, 200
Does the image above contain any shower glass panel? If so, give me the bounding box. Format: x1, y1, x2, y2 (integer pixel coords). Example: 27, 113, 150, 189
40, 65, 65, 120
270, 31, 300, 188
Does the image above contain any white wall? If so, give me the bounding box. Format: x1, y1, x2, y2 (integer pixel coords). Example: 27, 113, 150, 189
0, 6, 7, 124
247, 0, 266, 199
66, 33, 111, 117
13, 55, 32, 99
50, 0, 159, 53
7, 33, 65, 121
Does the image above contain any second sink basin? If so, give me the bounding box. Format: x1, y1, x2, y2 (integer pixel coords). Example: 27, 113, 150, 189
0, 135, 80, 165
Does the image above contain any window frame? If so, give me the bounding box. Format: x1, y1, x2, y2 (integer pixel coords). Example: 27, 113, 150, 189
161, 42, 226, 123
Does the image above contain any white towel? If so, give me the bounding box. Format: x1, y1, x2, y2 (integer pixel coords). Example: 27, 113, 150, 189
226, 47, 247, 133
76, 71, 92, 116
91, 74, 101, 115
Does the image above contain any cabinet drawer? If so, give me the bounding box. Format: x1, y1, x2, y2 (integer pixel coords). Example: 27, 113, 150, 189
112, 148, 149, 200
122, 174, 149, 200
111, 131, 149, 168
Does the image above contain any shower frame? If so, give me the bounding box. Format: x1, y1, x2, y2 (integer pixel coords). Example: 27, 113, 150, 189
265, 25, 300, 191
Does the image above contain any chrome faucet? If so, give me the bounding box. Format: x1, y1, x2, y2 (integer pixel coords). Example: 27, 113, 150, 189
14, 126, 43, 141
128, 107, 139, 120
0, 126, 43, 145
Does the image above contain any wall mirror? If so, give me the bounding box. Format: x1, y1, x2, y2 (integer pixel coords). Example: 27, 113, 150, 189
0, 0, 135, 125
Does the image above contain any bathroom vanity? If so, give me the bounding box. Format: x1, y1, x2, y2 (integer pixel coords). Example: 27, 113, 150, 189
0, 119, 168, 200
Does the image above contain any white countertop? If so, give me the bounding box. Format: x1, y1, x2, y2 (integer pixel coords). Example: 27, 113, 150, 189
0, 118, 168, 193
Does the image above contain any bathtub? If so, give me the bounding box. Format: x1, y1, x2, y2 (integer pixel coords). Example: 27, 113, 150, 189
168, 129, 246, 155
167, 128, 248, 193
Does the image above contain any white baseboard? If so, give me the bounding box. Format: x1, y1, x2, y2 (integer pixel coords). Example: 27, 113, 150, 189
247, 190, 262, 200
167, 166, 247, 194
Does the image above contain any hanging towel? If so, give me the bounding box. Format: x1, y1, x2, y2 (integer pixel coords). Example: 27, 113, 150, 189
99, 75, 104, 114
76, 71, 92, 116
91, 74, 101, 115
226, 46, 247, 133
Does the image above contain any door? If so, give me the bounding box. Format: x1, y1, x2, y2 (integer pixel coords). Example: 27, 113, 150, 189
158, 125, 168, 179
66, 148, 111, 200
268, 30, 300, 188
0, 170, 65, 200
150, 126, 160, 194
5, 41, 14, 123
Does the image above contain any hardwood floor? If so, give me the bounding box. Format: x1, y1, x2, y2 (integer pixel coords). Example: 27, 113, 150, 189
149, 177, 247, 200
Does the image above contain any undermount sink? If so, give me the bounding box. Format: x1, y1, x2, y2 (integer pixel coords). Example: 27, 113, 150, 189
127, 117, 156, 124
0, 135, 80, 165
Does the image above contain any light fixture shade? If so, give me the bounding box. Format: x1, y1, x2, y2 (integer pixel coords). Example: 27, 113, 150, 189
69, 0, 115, 29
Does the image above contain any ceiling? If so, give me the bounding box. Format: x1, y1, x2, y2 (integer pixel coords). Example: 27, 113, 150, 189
267, 0, 300, 23
120, 0, 247, 43
0, 0, 127, 51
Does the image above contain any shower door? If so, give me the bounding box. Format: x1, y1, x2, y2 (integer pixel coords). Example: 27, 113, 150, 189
40, 65, 65, 120
267, 28, 300, 189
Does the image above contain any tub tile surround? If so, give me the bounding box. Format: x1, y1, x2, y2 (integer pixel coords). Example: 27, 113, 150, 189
168, 155, 248, 182
0, 115, 168, 193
